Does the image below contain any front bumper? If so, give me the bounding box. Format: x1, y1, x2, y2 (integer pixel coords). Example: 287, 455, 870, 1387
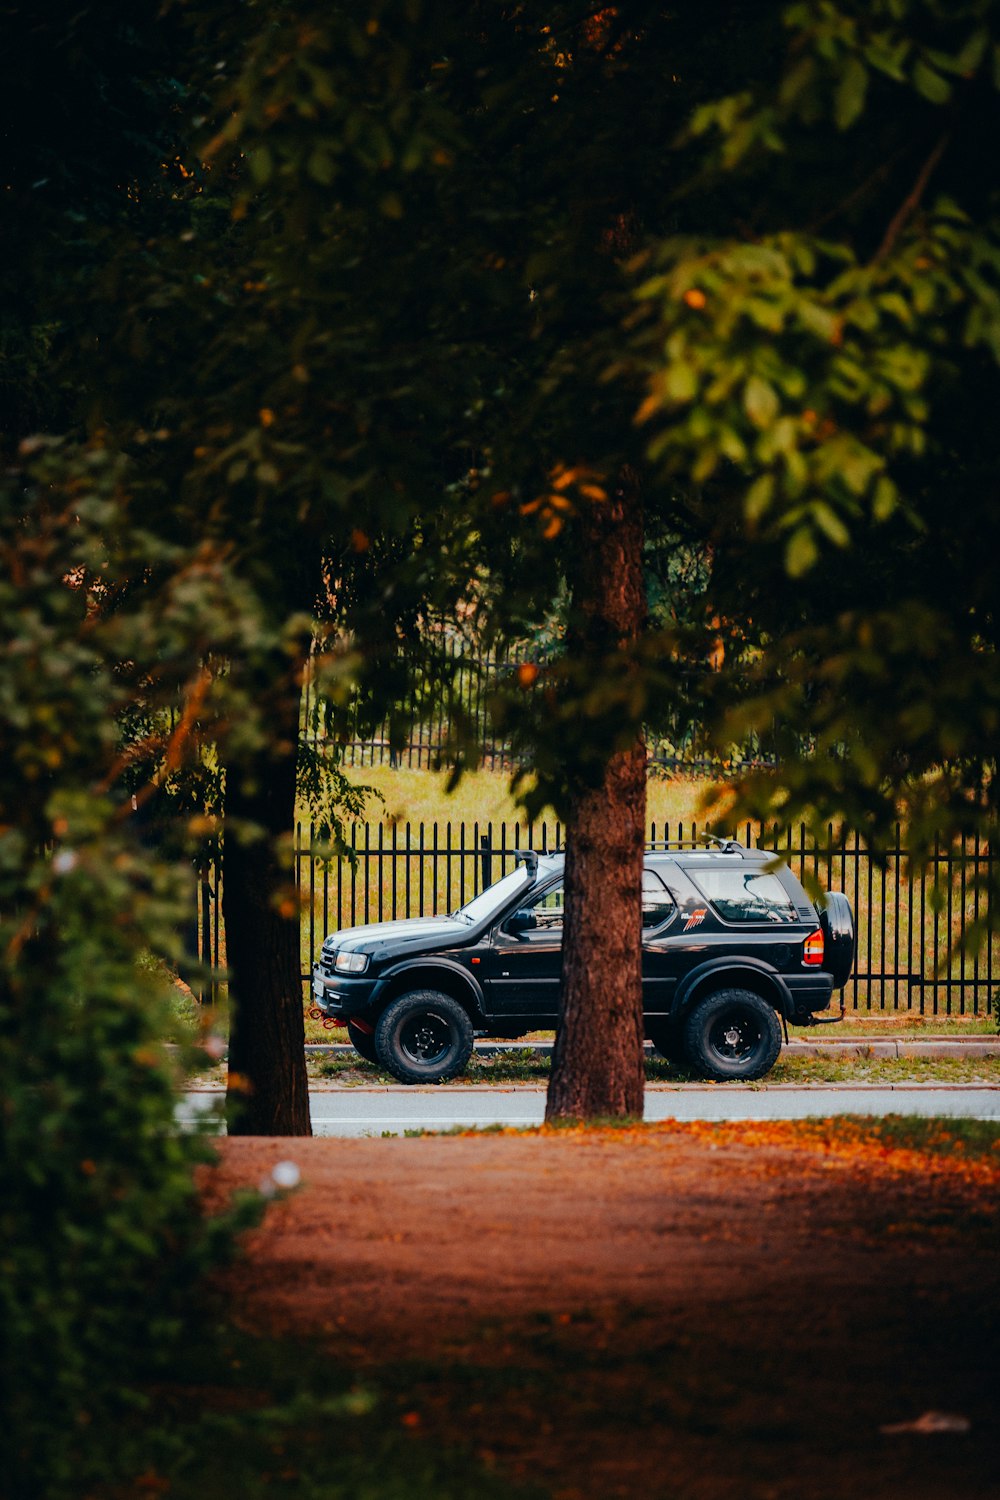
311, 963, 377, 1017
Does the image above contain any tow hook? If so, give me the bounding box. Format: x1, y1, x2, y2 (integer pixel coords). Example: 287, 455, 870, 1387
308, 1005, 348, 1032
796, 1001, 847, 1027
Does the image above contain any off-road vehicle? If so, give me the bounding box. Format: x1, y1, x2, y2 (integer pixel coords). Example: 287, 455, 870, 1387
311, 840, 855, 1085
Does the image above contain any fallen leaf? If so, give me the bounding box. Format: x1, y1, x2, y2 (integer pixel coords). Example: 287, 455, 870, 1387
880, 1411, 971, 1435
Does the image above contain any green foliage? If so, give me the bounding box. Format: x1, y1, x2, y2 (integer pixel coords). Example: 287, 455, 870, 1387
0, 444, 259, 1497
624, 0, 1000, 907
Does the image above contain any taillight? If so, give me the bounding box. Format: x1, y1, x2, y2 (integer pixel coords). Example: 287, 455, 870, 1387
803, 929, 825, 966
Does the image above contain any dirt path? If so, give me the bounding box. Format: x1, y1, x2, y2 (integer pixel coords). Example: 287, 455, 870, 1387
208, 1124, 999, 1500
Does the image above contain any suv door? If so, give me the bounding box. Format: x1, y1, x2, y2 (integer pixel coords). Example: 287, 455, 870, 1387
484, 879, 564, 1019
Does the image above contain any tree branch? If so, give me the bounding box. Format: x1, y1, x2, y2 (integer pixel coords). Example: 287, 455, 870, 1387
873, 132, 950, 263
806, 148, 905, 236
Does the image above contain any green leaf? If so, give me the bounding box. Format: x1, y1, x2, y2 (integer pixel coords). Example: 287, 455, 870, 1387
744, 473, 775, 523
834, 56, 868, 130
873, 475, 897, 521
307, 148, 334, 186
865, 36, 910, 84
912, 59, 952, 104
785, 525, 818, 577
779, 56, 816, 107
877, 291, 912, 325
718, 425, 747, 463
797, 300, 840, 341
691, 446, 719, 483
664, 362, 698, 402
955, 28, 989, 75
812, 500, 851, 547
744, 375, 780, 427
248, 145, 272, 186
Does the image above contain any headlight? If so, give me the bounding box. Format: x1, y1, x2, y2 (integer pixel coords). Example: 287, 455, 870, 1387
334, 950, 370, 974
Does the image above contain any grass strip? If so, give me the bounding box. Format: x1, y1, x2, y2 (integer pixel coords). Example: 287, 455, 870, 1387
310, 1050, 999, 1088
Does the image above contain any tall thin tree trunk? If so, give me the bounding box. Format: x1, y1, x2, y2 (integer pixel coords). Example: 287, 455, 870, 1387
224, 662, 311, 1137
546, 478, 647, 1121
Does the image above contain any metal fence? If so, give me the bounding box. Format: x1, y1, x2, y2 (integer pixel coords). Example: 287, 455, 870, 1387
196, 819, 999, 1015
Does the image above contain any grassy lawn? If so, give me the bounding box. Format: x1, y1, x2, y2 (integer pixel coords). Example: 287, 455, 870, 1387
812, 1012, 998, 1035
304, 1010, 998, 1044
306, 1047, 999, 1088
338, 763, 710, 830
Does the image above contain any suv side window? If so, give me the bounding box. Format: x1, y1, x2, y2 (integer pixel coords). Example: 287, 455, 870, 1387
687, 868, 797, 924
526, 882, 565, 931
642, 869, 676, 929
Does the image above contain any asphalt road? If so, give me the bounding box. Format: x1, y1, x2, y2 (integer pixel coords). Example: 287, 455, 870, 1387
181, 1083, 1000, 1136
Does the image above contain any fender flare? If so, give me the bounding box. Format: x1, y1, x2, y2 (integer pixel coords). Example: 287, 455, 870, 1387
670, 957, 795, 1021
368, 956, 487, 1021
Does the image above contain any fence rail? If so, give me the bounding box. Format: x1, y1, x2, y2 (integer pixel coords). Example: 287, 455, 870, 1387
196, 821, 998, 1014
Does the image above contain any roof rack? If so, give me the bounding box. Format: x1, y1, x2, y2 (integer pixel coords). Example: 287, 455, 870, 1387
646, 836, 745, 855
511, 847, 540, 876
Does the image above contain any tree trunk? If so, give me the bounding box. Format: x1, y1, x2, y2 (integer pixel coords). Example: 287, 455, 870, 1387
546, 479, 647, 1121
224, 666, 312, 1137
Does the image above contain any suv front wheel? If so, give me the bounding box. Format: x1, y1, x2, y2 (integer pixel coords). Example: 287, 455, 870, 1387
683, 988, 782, 1082
374, 990, 475, 1084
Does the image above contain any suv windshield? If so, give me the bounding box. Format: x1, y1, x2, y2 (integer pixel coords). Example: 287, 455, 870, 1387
452, 864, 532, 925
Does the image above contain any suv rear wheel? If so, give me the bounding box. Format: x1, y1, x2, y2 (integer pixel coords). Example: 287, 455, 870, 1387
683, 988, 782, 1081
374, 990, 475, 1084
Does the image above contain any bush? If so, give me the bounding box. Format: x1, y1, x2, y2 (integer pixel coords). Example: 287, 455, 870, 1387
0, 842, 257, 1498
0, 446, 256, 1498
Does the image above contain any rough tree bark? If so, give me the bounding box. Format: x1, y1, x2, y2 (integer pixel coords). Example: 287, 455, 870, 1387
224, 652, 312, 1136
545, 479, 647, 1121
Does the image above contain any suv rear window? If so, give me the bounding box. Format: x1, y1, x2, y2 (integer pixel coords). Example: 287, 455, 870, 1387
687, 868, 797, 924
641, 869, 676, 928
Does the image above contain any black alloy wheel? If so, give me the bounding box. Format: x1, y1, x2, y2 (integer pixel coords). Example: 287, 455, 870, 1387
683, 988, 782, 1081
374, 989, 475, 1084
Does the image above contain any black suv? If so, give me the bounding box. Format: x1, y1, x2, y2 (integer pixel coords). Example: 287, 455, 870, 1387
311, 841, 855, 1085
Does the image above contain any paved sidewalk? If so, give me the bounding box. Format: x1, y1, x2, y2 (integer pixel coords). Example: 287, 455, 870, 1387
304, 1036, 1000, 1060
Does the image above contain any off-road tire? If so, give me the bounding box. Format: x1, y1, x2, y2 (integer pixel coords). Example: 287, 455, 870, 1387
683, 988, 782, 1081
346, 1017, 379, 1065
374, 990, 475, 1084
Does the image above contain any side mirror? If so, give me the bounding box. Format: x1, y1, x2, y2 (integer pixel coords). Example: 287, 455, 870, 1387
506, 909, 537, 935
